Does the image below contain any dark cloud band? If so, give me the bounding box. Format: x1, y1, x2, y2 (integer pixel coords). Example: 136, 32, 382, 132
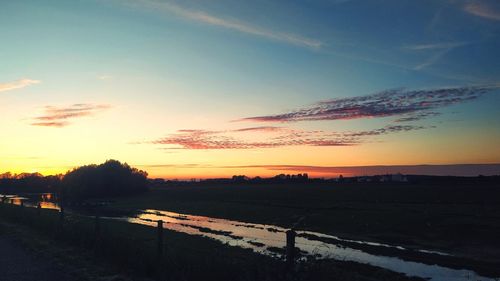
238, 86, 496, 123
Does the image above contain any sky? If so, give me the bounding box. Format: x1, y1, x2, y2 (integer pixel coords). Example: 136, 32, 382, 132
1, 0, 500, 178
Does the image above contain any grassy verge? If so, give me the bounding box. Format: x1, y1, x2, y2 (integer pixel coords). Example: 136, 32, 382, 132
0, 219, 134, 281
109, 182, 500, 264
0, 202, 424, 281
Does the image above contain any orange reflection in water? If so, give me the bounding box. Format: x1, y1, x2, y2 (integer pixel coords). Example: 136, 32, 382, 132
39, 201, 59, 210
41, 193, 52, 201
11, 198, 22, 205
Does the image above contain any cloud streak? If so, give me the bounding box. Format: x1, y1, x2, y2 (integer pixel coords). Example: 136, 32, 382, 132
133, 0, 322, 49
404, 42, 468, 50
404, 41, 468, 70
0, 79, 40, 93
133, 163, 500, 177
464, 1, 500, 21
413, 48, 453, 70
238, 86, 497, 123
394, 112, 441, 123
31, 104, 111, 127
150, 125, 428, 150
232, 126, 286, 132
216, 163, 500, 177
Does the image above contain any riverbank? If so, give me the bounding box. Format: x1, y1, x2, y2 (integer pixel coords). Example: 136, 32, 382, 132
0, 202, 425, 281
108, 182, 500, 274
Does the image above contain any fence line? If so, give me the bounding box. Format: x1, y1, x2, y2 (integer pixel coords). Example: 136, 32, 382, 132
0, 201, 304, 279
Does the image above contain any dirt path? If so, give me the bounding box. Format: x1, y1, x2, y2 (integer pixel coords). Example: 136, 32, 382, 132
0, 234, 75, 281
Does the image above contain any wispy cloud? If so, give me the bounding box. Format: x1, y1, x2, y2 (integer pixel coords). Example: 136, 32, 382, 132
406, 42, 468, 70
150, 125, 427, 150
413, 48, 453, 70
0, 79, 40, 93
238, 86, 497, 123
394, 112, 441, 123
404, 42, 468, 50
30, 121, 69, 128
137, 163, 213, 168
31, 103, 111, 127
131, 0, 322, 49
233, 126, 286, 132
464, 1, 500, 21
133, 163, 500, 177
98, 75, 113, 80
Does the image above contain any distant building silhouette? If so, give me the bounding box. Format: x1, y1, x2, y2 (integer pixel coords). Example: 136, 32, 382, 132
380, 173, 408, 182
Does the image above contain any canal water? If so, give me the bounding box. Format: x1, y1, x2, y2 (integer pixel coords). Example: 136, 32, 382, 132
1, 193, 497, 281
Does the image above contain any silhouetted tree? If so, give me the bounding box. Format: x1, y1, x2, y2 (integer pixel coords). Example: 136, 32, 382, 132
62, 160, 148, 202
0, 172, 61, 194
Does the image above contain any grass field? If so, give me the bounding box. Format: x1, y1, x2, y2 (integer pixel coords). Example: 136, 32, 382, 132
109, 180, 500, 267
0, 201, 425, 281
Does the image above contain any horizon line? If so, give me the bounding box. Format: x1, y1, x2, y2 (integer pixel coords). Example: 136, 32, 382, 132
5, 162, 498, 179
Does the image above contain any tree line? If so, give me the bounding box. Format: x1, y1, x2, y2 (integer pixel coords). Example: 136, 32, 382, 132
0, 160, 148, 202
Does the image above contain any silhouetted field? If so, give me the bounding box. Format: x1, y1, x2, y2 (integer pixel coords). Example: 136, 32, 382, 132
0, 203, 424, 281
111, 179, 500, 266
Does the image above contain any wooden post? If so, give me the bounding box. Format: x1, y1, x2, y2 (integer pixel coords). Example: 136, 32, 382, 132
37, 203, 41, 215
157, 220, 164, 259
59, 205, 65, 232
94, 211, 101, 252
95, 213, 100, 239
286, 229, 296, 270
20, 200, 24, 207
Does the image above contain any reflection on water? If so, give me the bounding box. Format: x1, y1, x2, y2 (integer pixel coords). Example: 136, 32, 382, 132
37, 193, 59, 210
10, 197, 27, 206
0, 193, 60, 210
0, 196, 29, 206
38, 201, 59, 209
123, 209, 497, 281
41, 193, 52, 201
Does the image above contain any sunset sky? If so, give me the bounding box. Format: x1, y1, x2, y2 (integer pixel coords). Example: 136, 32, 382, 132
1, 0, 500, 178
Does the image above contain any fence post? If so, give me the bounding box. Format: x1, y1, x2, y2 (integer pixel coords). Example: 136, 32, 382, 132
286, 229, 296, 270
94, 211, 101, 253
95, 212, 100, 242
59, 205, 65, 233
157, 220, 164, 259
37, 203, 41, 216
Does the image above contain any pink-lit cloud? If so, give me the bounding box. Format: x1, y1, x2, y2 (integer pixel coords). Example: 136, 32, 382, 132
30, 121, 69, 128
31, 104, 111, 127
238, 86, 497, 123
151, 125, 428, 150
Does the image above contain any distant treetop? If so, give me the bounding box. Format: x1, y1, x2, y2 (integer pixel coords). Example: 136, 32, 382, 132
62, 159, 148, 202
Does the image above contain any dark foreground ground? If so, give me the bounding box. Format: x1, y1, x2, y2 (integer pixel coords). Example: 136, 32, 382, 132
111, 178, 500, 268
0, 204, 424, 281
0, 233, 74, 281
1, 177, 499, 280
0, 220, 139, 281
